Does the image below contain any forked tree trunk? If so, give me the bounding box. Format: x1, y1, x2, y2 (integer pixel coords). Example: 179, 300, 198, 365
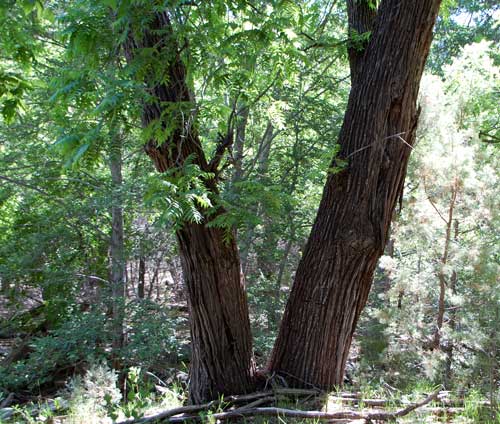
123, 11, 255, 403
269, 0, 442, 389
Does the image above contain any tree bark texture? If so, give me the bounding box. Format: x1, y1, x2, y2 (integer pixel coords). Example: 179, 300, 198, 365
269, 0, 442, 389
123, 11, 255, 403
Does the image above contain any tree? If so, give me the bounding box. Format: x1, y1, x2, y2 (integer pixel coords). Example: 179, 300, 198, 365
117, 0, 336, 402
122, 9, 256, 403
269, 0, 443, 389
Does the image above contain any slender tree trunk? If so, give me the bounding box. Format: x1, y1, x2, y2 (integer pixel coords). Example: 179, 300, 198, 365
256, 122, 274, 176
138, 257, 146, 299
275, 224, 295, 293
433, 179, 458, 350
444, 268, 457, 387
269, 0, 442, 389
269, 222, 295, 329
109, 134, 125, 365
489, 306, 499, 409
240, 121, 274, 273
147, 258, 160, 299
382, 238, 394, 297
231, 105, 249, 184
443, 216, 459, 388
123, 11, 255, 402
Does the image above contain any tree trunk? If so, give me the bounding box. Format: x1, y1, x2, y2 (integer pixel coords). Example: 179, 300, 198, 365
433, 178, 458, 350
231, 105, 249, 184
239, 121, 274, 273
269, 0, 442, 389
123, 11, 255, 402
109, 133, 125, 365
138, 257, 146, 299
444, 216, 459, 387
177, 223, 255, 403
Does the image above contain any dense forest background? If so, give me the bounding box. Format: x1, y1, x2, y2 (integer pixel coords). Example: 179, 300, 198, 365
0, 0, 499, 423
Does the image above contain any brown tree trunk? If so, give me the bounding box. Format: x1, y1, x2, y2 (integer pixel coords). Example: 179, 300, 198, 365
239, 121, 274, 273
137, 257, 145, 299
231, 105, 249, 184
269, 0, 442, 389
123, 11, 255, 402
432, 178, 458, 350
109, 133, 125, 366
177, 223, 255, 403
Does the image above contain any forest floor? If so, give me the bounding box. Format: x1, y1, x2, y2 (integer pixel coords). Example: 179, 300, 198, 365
0, 285, 498, 423
0, 385, 497, 423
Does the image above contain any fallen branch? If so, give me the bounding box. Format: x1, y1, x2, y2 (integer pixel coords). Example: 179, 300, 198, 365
236, 396, 275, 410
329, 397, 390, 407
168, 408, 366, 422
371, 390, 440, 420
118, 389, 440, 423
115, 389, 320, 424
416, 407, 465, 416
329, 393, 491, 409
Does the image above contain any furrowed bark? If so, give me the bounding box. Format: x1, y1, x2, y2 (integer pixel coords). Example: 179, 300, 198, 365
270, 0, 442, 388
123, 11, 255, 403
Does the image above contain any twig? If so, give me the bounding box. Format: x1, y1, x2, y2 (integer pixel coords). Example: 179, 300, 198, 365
237, 396, 275, 410
423, 179, 449, 225
389, 390, 441, 419
385, 132, 414, 150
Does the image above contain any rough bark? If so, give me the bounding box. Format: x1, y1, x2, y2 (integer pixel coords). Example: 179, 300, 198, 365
177, 223, 255, 402
269, 0, 442, 389
123, 11, 255, 402
346, 0, 377, 86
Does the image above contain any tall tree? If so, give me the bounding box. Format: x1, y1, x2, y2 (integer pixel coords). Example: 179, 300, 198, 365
269, 0, 443, 389
122, 11, 256, 403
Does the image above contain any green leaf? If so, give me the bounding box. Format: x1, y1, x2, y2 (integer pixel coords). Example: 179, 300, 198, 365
71, 143, 90, 165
